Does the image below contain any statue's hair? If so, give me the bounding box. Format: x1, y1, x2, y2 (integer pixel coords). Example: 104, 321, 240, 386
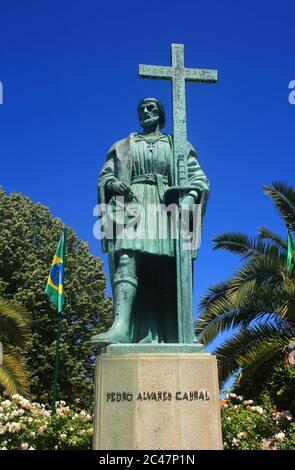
137, 97, 165, 129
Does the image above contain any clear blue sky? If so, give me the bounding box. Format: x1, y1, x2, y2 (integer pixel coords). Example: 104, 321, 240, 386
0, 1, 294, 353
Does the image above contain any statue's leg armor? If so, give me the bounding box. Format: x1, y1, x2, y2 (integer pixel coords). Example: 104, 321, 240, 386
91, 252, 138, 344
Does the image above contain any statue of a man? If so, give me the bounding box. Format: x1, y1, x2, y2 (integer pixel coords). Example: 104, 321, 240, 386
92, 97, 209, 344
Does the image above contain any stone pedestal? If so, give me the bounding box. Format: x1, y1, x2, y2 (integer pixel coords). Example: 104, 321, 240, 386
93, 349, 222, 450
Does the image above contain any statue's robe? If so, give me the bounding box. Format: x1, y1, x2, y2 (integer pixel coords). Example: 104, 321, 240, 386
98, 133, 209, 343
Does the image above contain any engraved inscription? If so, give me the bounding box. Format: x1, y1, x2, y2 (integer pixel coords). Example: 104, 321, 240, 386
105, 390, 211, 403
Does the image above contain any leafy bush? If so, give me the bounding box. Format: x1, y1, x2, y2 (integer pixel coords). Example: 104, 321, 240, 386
0, 395, 92, 450
221, 393, 294, 450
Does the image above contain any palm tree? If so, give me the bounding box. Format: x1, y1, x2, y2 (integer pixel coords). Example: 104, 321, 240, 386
0, 298, 31, 397
196, 182, 295, 390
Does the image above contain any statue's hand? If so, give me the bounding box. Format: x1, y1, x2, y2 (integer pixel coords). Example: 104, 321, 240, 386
110, 181, 133, 197
180, 194, 195, 215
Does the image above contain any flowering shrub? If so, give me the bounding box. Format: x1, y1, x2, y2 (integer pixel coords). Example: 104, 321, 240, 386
0, 395, 93, 450
221, 393, 294, 450
276, 422, 295, 450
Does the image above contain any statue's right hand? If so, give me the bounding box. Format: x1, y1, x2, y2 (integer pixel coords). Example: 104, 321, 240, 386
110, 181, 132, 196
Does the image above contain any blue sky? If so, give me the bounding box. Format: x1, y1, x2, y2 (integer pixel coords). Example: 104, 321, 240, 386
0, 0, 294, 354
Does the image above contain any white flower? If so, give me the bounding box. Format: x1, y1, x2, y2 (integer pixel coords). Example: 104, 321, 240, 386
237, 396, 243, 401
275, 432, 285, 443
19, 399, 30, 409
232, 438, 240, 446
21, 443, 29, 450
255, 406, 264, 415
60, 433, 67, 440
54, 445, 58, 450
243, 400, 253, 406
27, 417, 33, 424
30, 431, 36, 437
1, 400, 11, 408
8, 422, 21, 433
82, 413, 92, 423
37, 425, 47, 435
229, 393, 237, 398
226, 417, 231, 421
250, 405, 264, 415
28, 446, 35, 450
57, 400, 66, 407
11, 394, 22, 402
237, 431, 246, 438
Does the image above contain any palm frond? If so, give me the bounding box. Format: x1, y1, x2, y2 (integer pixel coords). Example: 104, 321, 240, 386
227, 256, 285, 304
213, 232, 266, 259
281, 281, 295, 320
198, 280, 230, 312
237, 336, 289, 386
0, 348, 29, 397
258, 226, 287, 251
263, 182, 295, 229
0, 299, 31, 345
197, 300, 283, 346
215, 323, 289, 385
196, 274, 290, 344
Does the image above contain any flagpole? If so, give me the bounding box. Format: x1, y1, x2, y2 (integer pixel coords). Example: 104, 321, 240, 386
51, 311, 62, 414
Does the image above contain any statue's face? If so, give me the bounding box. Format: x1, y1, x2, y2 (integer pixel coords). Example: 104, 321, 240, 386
138, 101, 160, 129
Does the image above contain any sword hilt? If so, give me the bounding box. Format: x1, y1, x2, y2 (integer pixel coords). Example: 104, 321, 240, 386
177, 153, 187, 187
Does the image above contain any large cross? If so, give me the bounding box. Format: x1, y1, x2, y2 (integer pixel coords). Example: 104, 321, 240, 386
139, 44, 217, 344
139, 43, 217, 170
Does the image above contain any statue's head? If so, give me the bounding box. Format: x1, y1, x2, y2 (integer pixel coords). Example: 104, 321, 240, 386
137, 97, 165, 130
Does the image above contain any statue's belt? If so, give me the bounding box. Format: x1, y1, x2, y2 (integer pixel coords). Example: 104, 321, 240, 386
131, 173, 168, 202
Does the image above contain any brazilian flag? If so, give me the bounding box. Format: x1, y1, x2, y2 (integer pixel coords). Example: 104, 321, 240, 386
287, 227, 295, 271
45, 229, 67, 313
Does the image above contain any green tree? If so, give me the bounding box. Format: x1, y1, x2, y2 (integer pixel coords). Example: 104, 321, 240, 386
196, 182, 295, 394
0, 298, 31, 397
0, 188, 112, 409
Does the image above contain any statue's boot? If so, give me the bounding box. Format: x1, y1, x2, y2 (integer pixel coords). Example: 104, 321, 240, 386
91, 254, 138, 345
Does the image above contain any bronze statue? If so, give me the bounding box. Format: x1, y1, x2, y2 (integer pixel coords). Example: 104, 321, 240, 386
91, 97, 209, 344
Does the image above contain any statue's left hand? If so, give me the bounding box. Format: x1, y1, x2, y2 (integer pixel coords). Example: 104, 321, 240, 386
180, 194, 195, 215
